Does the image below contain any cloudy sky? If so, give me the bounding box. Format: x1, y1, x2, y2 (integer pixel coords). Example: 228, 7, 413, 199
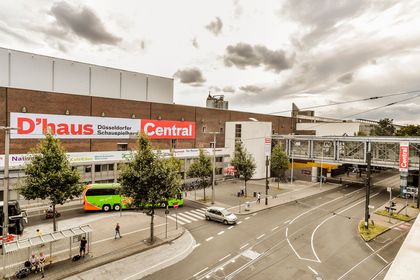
1, 0, 420, 124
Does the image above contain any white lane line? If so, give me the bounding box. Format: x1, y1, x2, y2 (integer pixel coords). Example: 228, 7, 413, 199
190, 210, 205, 217
237, 221, 243, 224
193, 267, 209, 277
285, 227, 318, 263
200, 207, 208, 211
217, 231, 225, 235
252, 213, 257, 216
193, 243, 201, 249
219, 254, 231, 262
271, 226, 279, 231
257, 234, 265, 240
240, 243, 249, 250
307, 266, 318, 275
245, 217, 250, 220
228, 226, 234, 230
310, 192, 380, 263
178, 212, 198, 221
167, 215, 186, 225
206, 236, 214, 242
365, 243, 374, 252
376, 254, 388, 264
195, 209, 206, 214
171, 214, 192, 223
284, 220, 290, 224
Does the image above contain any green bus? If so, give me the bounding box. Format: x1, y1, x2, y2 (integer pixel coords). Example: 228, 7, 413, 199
83, 183, 184, 212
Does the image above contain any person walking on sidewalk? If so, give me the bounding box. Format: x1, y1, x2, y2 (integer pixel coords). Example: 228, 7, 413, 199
39, 252, 45, 278
80, 236, 87, 257
115, 223, 122, 239
257, 192, 261, 204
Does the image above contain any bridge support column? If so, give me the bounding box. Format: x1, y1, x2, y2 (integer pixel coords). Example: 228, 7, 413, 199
400, 171, 408, 196
311, 167, 318, 183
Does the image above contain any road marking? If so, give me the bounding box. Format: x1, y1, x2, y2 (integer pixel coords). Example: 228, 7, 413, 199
193, 243, 201, 249
245, 217, 250, 220
271, 226, 279, 231
172, 214, 192, 223
237, 221, 243, 224
256, 234, 265, 240
193, 267, 209, 277
284, 220, 290, 224
217, 231, 225, 235
178, 212, 198, 221
307, 266, 318, 275
228, 226, 234, 230
186, 211, 204, 219
376, 253, 388, 264
206, 236, 214, 242
365, 243, 374, 251
252, 213, 257, 216
240, 243, 249, 250
190, 210, 206, 217
310, 192, 380, 263
167, 215, 186, 225
195, 209, 206, 214
219, 253, 231, 262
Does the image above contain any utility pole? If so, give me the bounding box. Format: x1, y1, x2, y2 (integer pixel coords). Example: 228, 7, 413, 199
206, 132, 220, 205
320, 146, 324, 189
265, 156, 269, 205
290, 150, 294, 185
364, 151, 372, 229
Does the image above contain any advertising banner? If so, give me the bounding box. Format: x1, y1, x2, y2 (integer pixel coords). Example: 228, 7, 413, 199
10, 113, 196, 140
399, 141, 409, 172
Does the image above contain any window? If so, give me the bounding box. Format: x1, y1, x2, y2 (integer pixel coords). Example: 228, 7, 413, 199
101, 164, 108, 172
85, 188, 117, 196
235, 124, 242, 138
108, 164, 114, 171
85, 166, 92, 173
202, 126, 207, 133
117, 143, 128, 151
171, 139, 177, 149
95, 165, 101, 173
216, 157, 223, 162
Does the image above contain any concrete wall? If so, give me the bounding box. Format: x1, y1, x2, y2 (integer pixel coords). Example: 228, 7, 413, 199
0, 47, 173, 104
297, 122, 361, 136
225, 121, 272, 179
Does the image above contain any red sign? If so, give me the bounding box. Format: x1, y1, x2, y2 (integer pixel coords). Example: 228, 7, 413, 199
224, 166, 236, 174
174, 203, 179, 209
399, 142, 409, 172
141, 119, 195, 139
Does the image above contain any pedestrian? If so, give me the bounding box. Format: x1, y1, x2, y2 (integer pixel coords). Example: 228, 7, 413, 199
38, 252, 45, 278
257, 192, 261, 204
37, 229, 45, 247
115, 223, 121, 239
80, 236, 87, 257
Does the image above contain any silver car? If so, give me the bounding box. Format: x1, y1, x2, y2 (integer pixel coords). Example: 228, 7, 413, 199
205, 206, 237, 225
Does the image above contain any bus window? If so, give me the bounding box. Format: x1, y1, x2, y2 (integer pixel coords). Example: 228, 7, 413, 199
86, 188, 118, 196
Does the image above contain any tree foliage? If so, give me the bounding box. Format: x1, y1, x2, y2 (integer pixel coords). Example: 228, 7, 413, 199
271, 142, 289, 188
187, 149, 212, 201
118, 135, 181, 243
396, 124, 420, 136
231, 141, 256, 196
19, 133, 82, 232
370, 118, 396, 136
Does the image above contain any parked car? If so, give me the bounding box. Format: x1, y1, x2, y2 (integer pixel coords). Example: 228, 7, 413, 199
205, 206, 237, 225
405, 187, 418, 198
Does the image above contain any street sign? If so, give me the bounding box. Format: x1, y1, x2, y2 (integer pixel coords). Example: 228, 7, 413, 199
368, 205, 375, 209
399, 142, 409, 172
264, 138, 271, 156
387, 187, 391, 192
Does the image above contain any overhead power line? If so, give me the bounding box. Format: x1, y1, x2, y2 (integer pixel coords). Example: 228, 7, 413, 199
269, 89, 420, 115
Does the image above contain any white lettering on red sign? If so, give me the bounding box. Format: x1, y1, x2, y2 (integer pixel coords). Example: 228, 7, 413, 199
399, 142, 409, 171
141, 119, 195, 139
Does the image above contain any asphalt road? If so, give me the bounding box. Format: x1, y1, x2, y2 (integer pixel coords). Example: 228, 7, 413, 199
143, 184, 407, 280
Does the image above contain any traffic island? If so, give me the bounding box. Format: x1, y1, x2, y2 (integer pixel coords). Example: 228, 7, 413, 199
374, 210, 412, 222
358, 220, 389, 242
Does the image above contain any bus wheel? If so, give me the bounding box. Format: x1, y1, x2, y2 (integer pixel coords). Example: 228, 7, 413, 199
114, 204, 121, 211
160, 202, 167, 208
102, 205, 111, 212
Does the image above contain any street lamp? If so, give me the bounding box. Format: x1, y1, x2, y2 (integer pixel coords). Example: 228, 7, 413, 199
1, 126, 18, 256
205, 131, 220, 205
291, 141, 300, 185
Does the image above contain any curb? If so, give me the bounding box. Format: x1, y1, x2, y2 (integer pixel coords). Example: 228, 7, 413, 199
41, 228, 186, 280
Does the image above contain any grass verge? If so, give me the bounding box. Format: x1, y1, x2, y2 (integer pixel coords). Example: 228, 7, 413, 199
358, 220, 389, 242
375, 210, 411, 222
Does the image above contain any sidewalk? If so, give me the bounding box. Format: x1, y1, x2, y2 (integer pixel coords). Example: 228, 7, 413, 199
6, 212, 184, 279
186, 179, 341, 215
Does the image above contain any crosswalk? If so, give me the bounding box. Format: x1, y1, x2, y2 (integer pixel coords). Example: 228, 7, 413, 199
167, 208, 207, 225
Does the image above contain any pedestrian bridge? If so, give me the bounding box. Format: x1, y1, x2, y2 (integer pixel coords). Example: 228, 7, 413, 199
272, 135, 420, 169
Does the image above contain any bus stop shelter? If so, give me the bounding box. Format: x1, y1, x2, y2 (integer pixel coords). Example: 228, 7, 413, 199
1, 225, 93, 278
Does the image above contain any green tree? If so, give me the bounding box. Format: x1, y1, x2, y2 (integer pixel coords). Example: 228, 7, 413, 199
19, 133, 83, 232
271, 142, 289, 189
187, 149, 212, 201
231, 141, 256, 197
119, 135, 181, 243
370, 118, 396, 136
396, 124, 420, 136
